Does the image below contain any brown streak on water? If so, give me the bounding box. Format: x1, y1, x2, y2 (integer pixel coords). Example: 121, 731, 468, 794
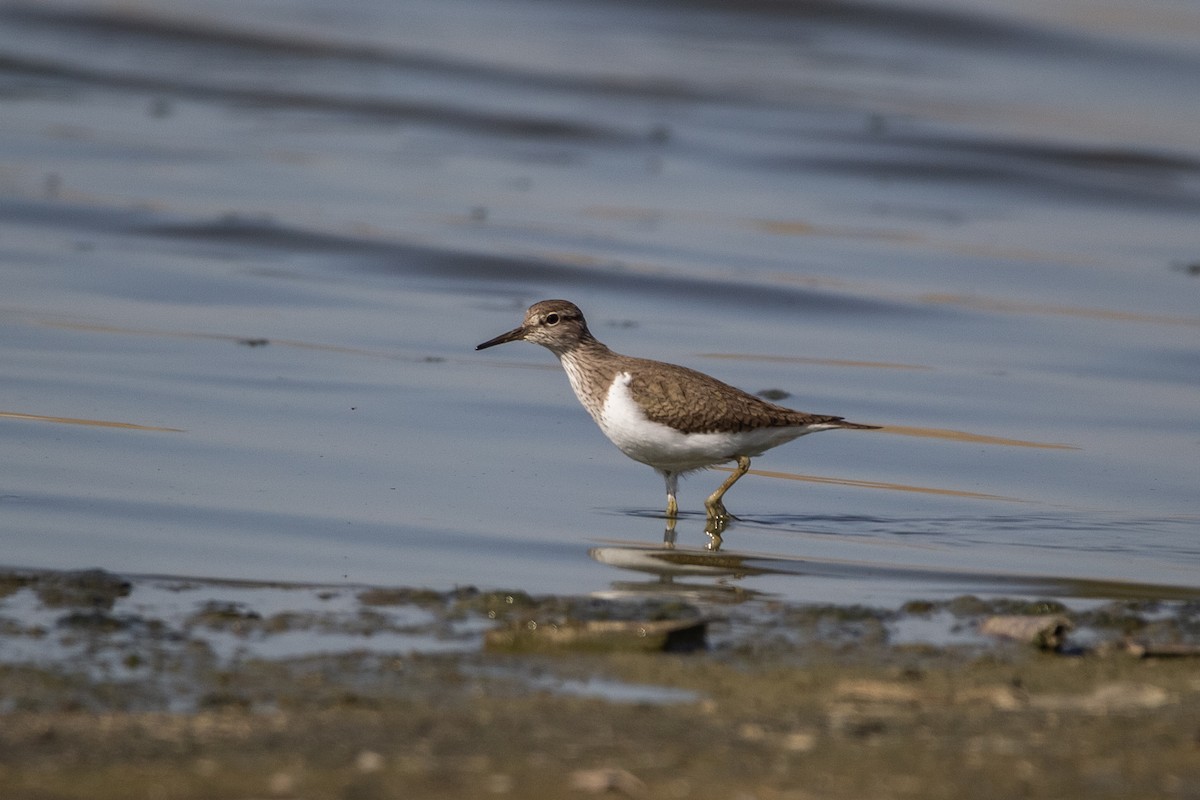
0, 411, 184, 432
920, 293, 1200, 327
874, 425, 1080, 450
700, 353, 932, 371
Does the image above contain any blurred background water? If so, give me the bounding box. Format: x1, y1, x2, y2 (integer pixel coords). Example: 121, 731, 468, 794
1, 0, 1197, 606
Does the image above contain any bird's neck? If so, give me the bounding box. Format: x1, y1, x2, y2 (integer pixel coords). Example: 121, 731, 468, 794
556, 337, 623, 422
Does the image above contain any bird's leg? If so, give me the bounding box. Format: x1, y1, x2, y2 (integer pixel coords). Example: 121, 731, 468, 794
659, 472, 680, 547
705, 456, 750, 520
662, 471, 679, 519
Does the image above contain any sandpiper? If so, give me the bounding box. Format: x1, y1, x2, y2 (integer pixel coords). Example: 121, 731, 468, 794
477, 299, 878, 521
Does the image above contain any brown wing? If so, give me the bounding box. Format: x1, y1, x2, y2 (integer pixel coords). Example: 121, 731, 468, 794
623, 357, 847, 434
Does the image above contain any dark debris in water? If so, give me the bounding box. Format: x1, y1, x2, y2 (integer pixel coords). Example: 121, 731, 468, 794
485, 616, 709, 654
55, 610, 135, 633
188, 601, 263, 633
357, 586, 448, 607
2, 568, 134, 610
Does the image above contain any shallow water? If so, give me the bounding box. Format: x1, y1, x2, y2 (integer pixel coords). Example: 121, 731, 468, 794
1, 0, 1197, 607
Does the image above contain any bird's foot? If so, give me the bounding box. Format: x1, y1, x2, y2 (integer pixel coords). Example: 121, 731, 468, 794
665, 495, 678, 519
704, 500, 737, 523
703, 517, 727, 550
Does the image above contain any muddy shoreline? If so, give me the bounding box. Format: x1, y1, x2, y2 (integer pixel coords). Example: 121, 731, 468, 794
1, 567, 1197, 799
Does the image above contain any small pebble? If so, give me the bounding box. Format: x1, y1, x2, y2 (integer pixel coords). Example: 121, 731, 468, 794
356, 750, 385, 773
268, 771, 295, 795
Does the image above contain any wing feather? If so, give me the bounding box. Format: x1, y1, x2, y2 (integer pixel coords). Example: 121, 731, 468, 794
623, 358, 845, 434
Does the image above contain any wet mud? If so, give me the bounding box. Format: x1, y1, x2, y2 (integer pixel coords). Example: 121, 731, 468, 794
1, 568, 1197, 799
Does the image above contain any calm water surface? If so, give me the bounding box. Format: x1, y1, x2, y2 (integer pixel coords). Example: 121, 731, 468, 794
1, 0, 1197, 607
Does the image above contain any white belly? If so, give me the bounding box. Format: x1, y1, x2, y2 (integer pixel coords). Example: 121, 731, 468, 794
594, 372, 822, 472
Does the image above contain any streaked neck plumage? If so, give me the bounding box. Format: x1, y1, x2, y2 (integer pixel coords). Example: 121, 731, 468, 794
553, 334, 625, 425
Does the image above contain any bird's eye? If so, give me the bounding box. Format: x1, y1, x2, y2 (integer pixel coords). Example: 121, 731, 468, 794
545, 313, 560, 325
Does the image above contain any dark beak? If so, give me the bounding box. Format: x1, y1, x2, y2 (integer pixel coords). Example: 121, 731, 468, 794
476, 326, 528, 350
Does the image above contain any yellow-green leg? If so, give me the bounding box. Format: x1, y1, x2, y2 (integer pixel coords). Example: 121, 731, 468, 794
705, 456, 750, 520
662, 514, 678, 549
662, 471, 680, 519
